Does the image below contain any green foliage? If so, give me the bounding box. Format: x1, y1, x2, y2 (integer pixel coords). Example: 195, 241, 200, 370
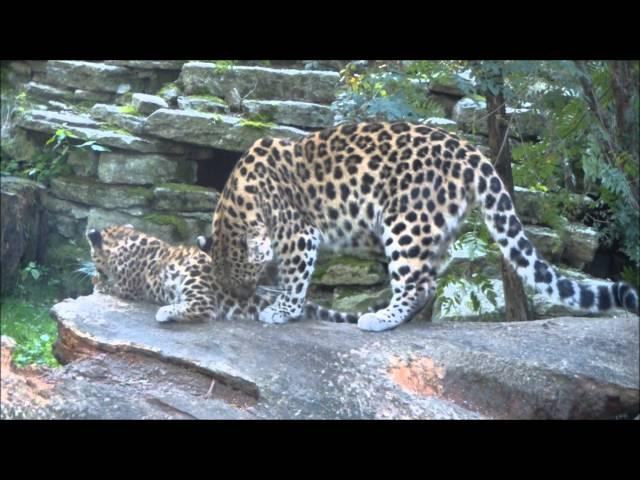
213, 60, 236, 73
436, 272, 498, 319
621, 265, 640, 293
0, 261, 72, 368
332, 62, 445, 124
436, 211, 500, 318
1, 128, 110, 184
0, 297, 59, 367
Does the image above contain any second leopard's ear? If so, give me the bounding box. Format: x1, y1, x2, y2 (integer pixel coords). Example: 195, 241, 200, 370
196, 235, 213, 252
87, 229, 103, 248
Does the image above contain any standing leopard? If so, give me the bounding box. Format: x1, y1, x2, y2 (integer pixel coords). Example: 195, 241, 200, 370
86, 225, 358, 323
202, 121, 639, 332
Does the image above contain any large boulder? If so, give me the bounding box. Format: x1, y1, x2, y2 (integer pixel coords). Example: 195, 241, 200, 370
152, 183, 220, 212
0, 177, 48, 294
85, 208, 209, 244
180, 62, 339, 104
42, 293, 639, 419
24, 82, 75, 102
312, 255, 388, 287
97, 152, 196, 185
143, 108, 308, 151
15, 109, 186, 154
46, 61, 143, 94
177, 96, 228, 114
90, 104, 145, 135
131, 93, 168, 116
242, 100, 335, 129
49, 176, 154, 209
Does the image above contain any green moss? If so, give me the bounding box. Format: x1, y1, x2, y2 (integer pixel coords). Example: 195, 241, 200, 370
312, 255, 382, 280
156, 182, 216, 194
189, 94, 227, 105
157, 82, 178, 96
118, 104, 139, 116
239, 118, 276, 130
143, 213, 190, 240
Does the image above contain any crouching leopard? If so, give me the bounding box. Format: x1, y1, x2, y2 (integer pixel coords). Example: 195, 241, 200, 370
86, 225, 358, 323
202, 121, 639, 332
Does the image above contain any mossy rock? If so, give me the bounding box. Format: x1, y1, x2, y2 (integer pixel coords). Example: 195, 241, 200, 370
50, 176, 154, 210
153, 183, 220, 212
312, 255, 387, 287
331, 286, 392, 313
142, 213, 191, 241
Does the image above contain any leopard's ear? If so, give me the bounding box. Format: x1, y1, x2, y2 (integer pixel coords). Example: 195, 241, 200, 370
87, 229, 103, 248
196, 235, 213, 252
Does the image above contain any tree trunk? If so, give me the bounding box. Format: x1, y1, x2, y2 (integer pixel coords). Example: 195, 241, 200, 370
485, 79, 532, 321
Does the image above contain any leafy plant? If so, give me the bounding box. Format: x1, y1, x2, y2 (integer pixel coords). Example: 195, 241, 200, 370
213, 60, 236, 73
1, 127, 110, 184
332, 62, 446, 124
1, 296, 60, 368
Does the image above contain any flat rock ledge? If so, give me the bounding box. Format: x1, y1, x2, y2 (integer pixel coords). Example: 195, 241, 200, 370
5, 294, 637, 420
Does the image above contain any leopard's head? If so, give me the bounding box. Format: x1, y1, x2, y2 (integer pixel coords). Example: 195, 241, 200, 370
197, 229, 272, 299
86, 224, 135, 286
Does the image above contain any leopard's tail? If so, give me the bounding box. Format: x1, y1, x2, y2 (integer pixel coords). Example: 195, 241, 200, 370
255, 285, 384, 323
469, 157, 638, 315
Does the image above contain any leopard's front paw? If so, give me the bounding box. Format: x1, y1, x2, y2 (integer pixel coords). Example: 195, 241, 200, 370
357, 313, 399, 332
155, 306, 174, 323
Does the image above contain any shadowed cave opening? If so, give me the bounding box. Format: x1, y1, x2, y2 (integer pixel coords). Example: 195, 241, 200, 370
194, 147, 243, 192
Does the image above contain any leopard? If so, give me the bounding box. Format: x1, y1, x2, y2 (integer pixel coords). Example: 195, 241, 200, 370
201, 121, 639, 332
86, 224, 358, 324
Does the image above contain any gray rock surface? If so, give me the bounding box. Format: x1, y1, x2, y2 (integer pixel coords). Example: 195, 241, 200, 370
50, 176, 153, 209
85, 208, 208, 244
131, 93, 169, 116
97, 152, 196, 185
66, 149, 99, 177
143, 108, 308, 151
177, 96, 228, 114
104, 60, 186, 70
90, 104, 145, 135
242, 100, 335, 129
44, 293, 639, 419
152, 183, 220, 212
15, 109, 186, 154
25, 82, 75, 102
180, 62, 339, 104
46, 61, 143, 94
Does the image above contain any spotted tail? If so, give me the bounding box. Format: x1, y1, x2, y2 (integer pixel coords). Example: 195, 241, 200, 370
256, 285, 379, 323
472, 159, 639, 315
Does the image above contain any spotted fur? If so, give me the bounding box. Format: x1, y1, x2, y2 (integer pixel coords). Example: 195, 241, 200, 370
205, 122, 639, 332
87, 225, 359, 323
